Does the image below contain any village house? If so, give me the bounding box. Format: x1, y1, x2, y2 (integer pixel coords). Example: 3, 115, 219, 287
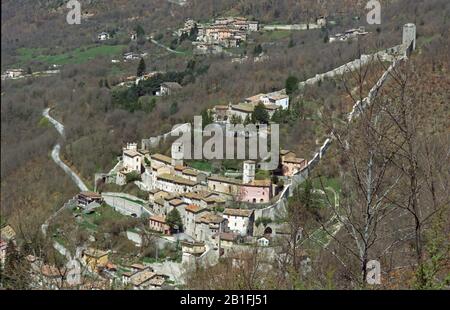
147, 274, 167, 289
155, 173, 200, 194
97, 31, 110, 41
149, 215, 171, 235
245, 90, 290, 110
129, 269, 158, 290
76, 191, 103, 208
183, 204, 210, 237
123, 52, 140, 61
3, 68, 25, 79
212, 232, 241, 254
212, 105, 229, 122
223, 208, 255, 236
239, 179, 272, 203
257, 236, 270, 247
1, 224, 16, 244
152, 198, 166, 215
82, 248, 109, 272
207, 175, 241, 196
122, 143, 146, 173
280, 150, 308, 176
159, 82, 182, 96
181, 240, 206, 256
148, 188, 168, 203
150, 153, 173, 174
194, 212, 228, 242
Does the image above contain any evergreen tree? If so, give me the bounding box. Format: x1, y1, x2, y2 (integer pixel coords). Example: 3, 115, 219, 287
253, 44, 263, 55
251, 103, 269, 124
166, 208, 183, 232
201, 109, 214, 129
285, 76, 299, 95
169, 101, 179, 115
137, 58, 146, 77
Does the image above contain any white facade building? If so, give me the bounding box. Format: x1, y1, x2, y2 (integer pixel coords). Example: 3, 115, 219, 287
223, 208, 255, 236
243, 160, 256, 184
122, 143, 143, 172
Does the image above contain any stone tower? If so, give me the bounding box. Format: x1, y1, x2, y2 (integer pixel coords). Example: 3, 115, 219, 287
171, 141, 184, 167
402, 23, 416, 51
243, 160, 256, 184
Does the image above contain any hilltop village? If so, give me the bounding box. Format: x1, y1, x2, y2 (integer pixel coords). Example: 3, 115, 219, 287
3, 0, 440, 291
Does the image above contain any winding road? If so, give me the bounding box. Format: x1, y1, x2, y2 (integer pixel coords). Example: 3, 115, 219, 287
150, 38, 185, 54
43, 108, 89, 192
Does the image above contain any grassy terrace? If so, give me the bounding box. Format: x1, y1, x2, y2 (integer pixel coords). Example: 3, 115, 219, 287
16, 44, 126, 66
186, 160, 212, 172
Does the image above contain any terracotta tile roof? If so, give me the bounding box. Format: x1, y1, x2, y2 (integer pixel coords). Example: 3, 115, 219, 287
223, 208, 254, 217
245, 93, 264, 103
130, 263, 147, 270
174, 165, 186, 171
213, 232, 239, 242
183, 168, 200, 176
169, 199, 185, 206
151, 153, 172, 165
154, 198, 165, 206
1, 224, 16, 241
148, 276, 165, 287
83, 248, 109, 258
243, 179, 272, 187
214, 105, 229, 110
123, 149, 141, 158
208, 175, 242, 185
79, 191, 102, 199
158, 173, 198, 186
231, 103, 254, 113
183, 192, 203, 200
130, 270, 156, 287
184, 204, 201, 213
283, 157, 307, 164
149, 215, 166, 223
196, 212, 225, 224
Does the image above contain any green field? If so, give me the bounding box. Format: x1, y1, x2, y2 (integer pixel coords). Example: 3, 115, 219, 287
259, 30, 292, 41
16, 44, 126, 65
187, 160, 212, 172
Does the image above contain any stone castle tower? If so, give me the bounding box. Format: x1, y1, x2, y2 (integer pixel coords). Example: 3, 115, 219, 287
243, 160, 256, 184
171, 141, 184, 167
402, 23, 416, 51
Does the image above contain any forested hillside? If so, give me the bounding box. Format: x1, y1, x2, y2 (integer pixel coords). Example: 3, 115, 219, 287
1, 0, 449, 289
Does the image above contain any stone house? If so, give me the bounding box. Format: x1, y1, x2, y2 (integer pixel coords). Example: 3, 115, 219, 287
82, 248, 109, 272
194, 212, 228, 242
159, 82, 182, 96
223, 208, 255, 236
149, 215, 170, 235
183, 204, 209, 237
238, 179, 272, 204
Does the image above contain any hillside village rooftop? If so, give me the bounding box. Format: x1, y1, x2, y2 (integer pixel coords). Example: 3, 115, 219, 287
223, 208, 254, 217
157, 173, 198, 186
